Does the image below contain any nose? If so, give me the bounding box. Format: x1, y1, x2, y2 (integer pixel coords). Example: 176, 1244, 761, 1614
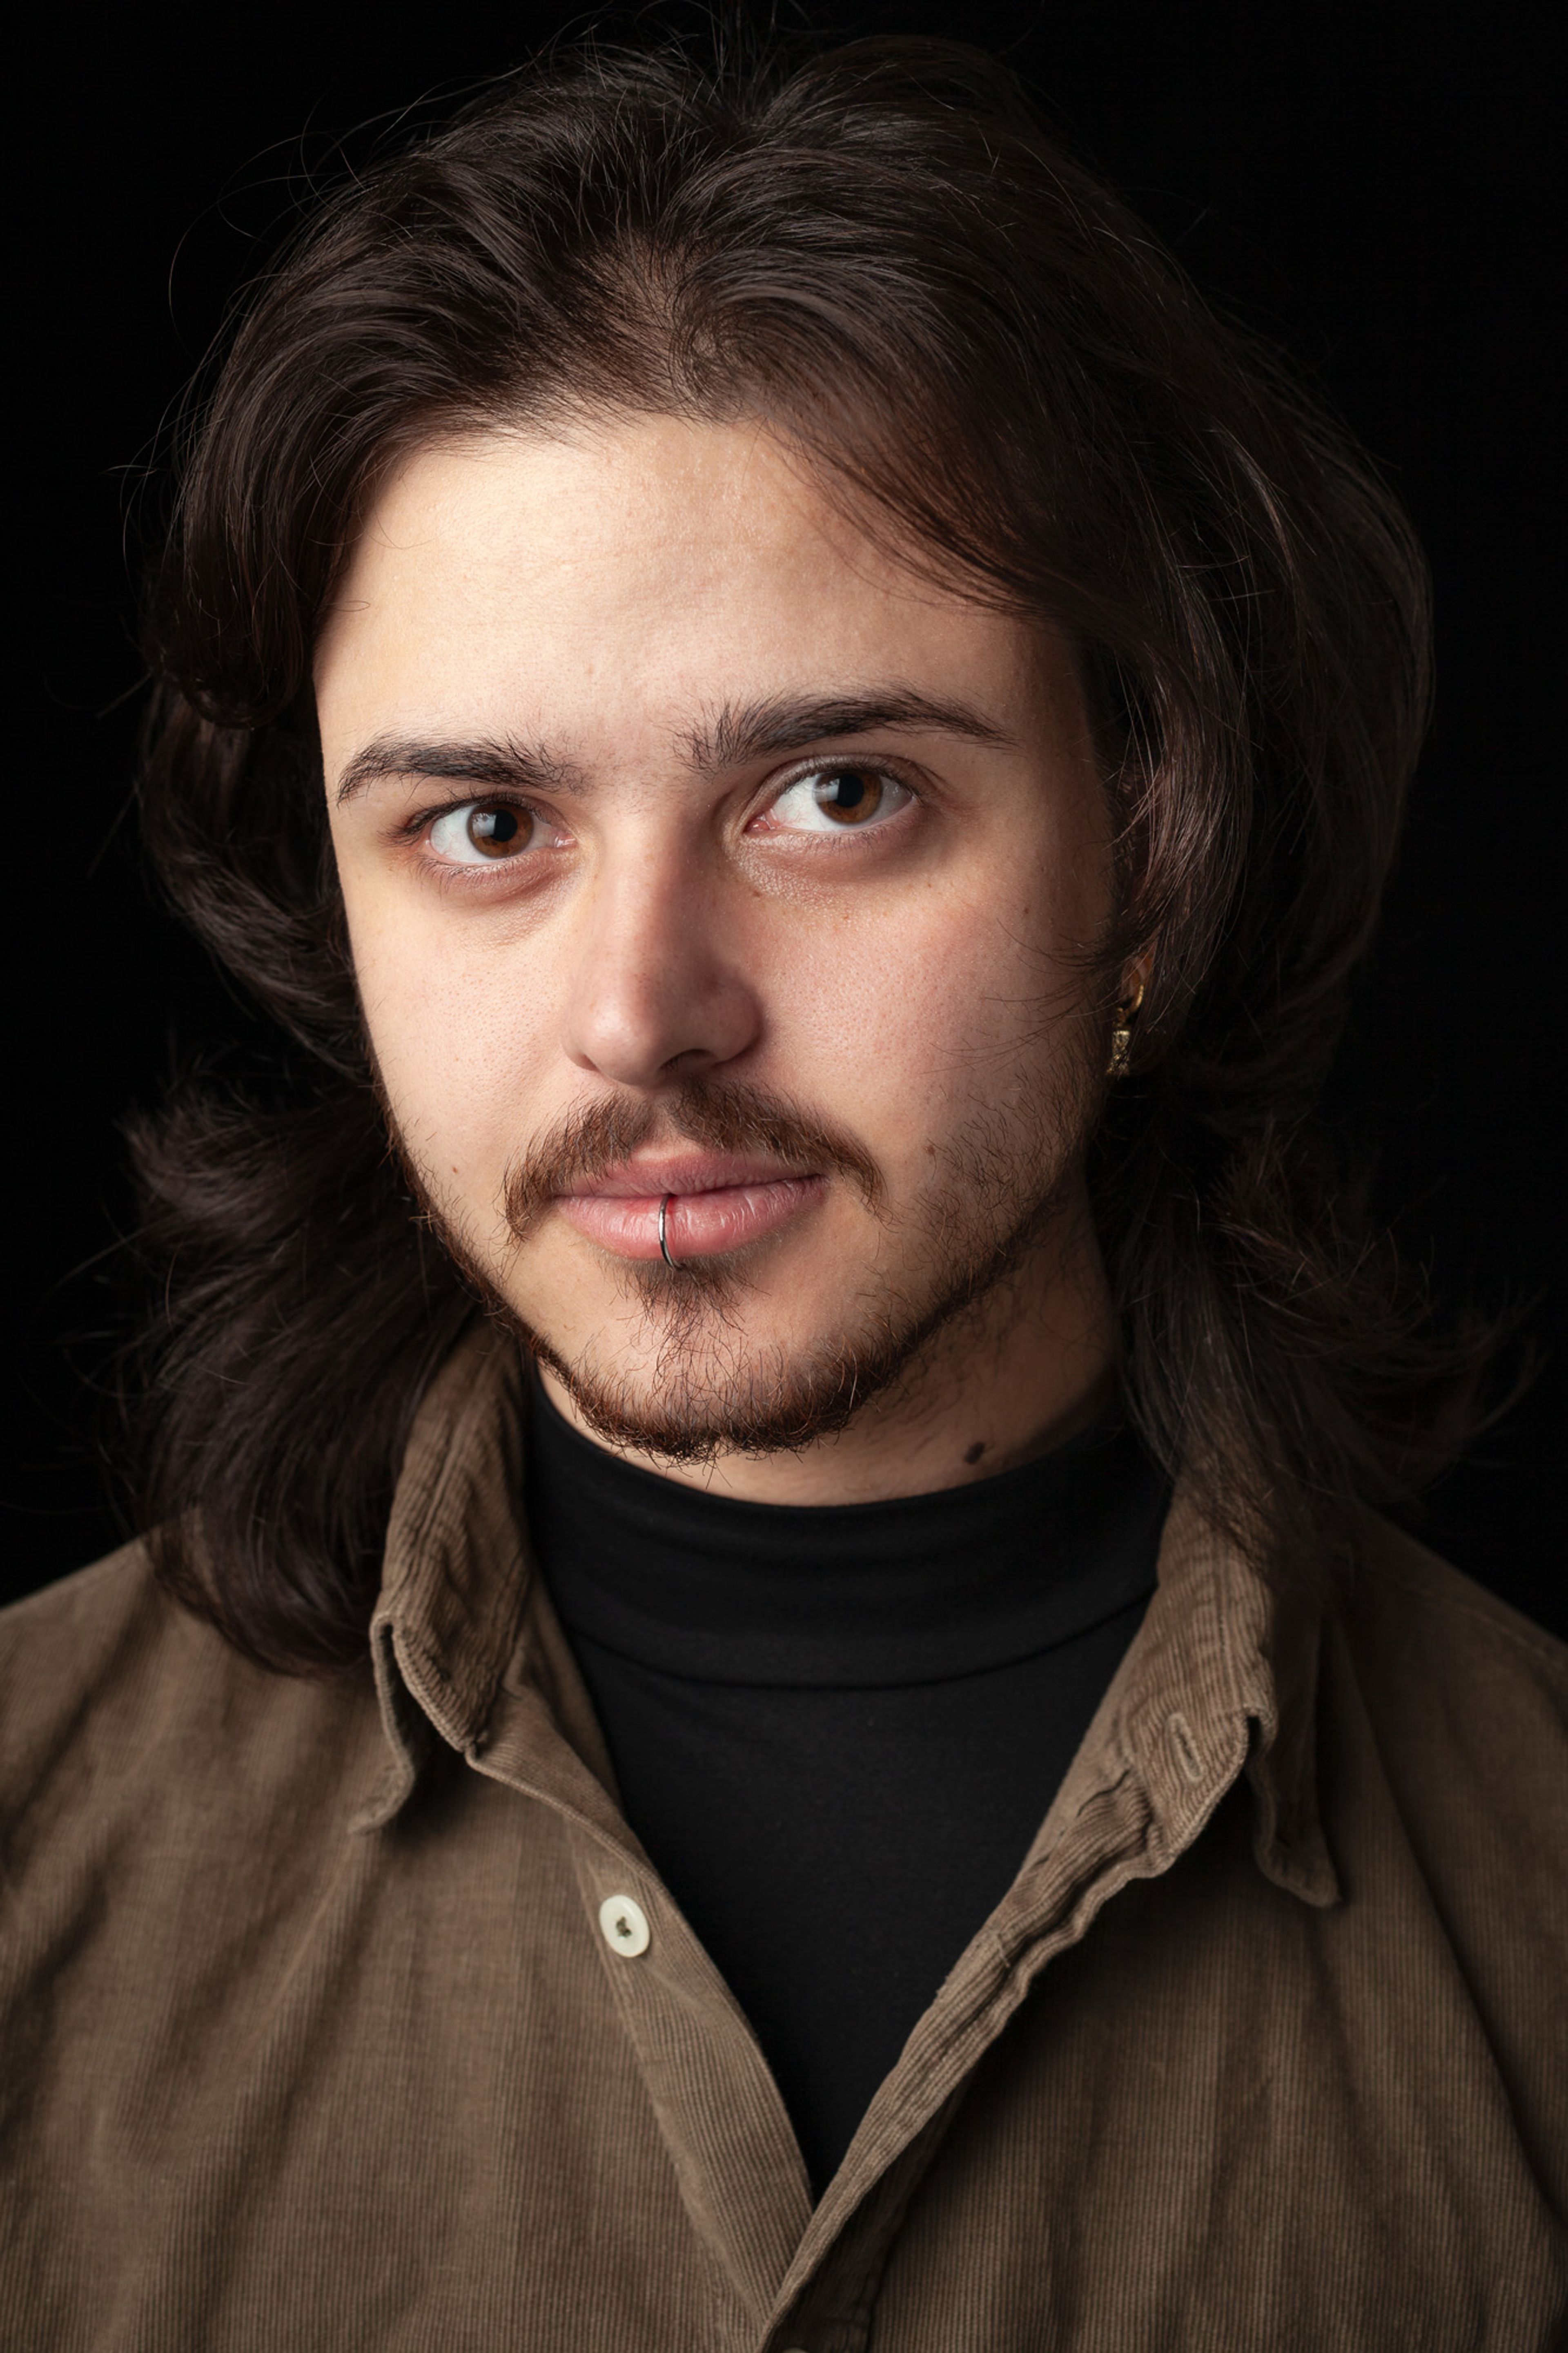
559, 841, 763, 1090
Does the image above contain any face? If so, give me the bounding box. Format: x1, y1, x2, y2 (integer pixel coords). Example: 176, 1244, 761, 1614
318, 415, 1116, 1474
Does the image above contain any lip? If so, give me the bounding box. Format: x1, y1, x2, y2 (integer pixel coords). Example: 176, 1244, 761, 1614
554, 1155, 826, 1261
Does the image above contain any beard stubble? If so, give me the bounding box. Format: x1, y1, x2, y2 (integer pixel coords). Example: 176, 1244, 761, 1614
388, 1054, 1098, 1467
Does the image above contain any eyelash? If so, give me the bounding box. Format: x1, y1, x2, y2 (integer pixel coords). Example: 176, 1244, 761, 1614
397, 796, 530, 841
401, 758, 924, 863
755, 758, 921, 836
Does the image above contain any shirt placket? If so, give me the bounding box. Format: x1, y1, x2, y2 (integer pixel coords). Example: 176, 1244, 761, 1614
454, 1643, 979, 2346
374, 1348, 1294, 2349
753, 1546, 1280, 2349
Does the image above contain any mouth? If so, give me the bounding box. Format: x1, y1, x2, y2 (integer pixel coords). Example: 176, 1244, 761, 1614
553, 1153, 827, 1262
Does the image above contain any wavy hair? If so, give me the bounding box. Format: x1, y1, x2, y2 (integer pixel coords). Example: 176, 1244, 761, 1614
130, 33, 1486, 1672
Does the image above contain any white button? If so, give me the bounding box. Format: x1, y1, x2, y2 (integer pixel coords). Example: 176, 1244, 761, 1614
598, 1893, 650, 1958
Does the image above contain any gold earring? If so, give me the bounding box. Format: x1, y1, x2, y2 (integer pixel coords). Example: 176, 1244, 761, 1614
1107, 975, 1146, 1079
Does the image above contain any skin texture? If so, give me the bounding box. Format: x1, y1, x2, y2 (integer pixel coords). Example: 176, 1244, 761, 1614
318, 414, 1127, 1503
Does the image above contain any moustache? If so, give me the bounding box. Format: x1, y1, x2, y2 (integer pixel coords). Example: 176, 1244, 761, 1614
501, 1079, 884, 1243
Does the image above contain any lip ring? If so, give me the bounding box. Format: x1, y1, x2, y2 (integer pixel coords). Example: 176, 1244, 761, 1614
657, 1192, 681, 1271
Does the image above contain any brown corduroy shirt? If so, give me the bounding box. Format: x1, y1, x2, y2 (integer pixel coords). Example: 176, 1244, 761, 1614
3, 1324, 1566, 2350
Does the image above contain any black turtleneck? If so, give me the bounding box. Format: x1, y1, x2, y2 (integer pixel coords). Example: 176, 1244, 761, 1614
526, 1376, 1170, 2192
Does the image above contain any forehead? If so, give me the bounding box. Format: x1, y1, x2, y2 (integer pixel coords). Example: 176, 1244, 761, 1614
315, 415, 1061, 745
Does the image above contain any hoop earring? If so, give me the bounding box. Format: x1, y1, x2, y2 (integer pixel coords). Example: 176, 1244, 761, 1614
1107, 975, 1146, 1079
657, 1193, 681, 1271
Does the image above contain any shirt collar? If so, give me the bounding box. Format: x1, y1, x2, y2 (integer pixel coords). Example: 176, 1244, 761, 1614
1095, 1479, 1339, 1908
354, 1320, 529, 1831
356, 1320, 1337, 1909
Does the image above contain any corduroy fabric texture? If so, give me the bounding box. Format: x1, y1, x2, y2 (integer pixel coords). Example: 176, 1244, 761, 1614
2, 1320, 1565, 2351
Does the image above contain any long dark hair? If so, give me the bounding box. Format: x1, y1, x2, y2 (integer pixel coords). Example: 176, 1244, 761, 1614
131, 33, 1486, 1674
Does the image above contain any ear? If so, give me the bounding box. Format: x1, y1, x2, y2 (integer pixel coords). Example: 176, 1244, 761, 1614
1117, 950, 1154, 1015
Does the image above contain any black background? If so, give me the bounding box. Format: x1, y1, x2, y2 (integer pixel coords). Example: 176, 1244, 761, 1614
9, 2, 1561, 1629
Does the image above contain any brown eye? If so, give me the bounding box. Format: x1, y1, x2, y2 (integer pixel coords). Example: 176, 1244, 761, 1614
466, 803, 531, 858
812, 766, 884, 825
427, 800, 546, 866
763, 764, 913, 837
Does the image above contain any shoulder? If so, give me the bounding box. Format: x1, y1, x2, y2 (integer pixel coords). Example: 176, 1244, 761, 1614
2, 1538, 253, 1755
1329, 1520, 1568, 1889
1, 1543, 194, 1788
0, 1543, 383, 1871
1345, 1519, 1566, 1724
3, 1537, 176, 1670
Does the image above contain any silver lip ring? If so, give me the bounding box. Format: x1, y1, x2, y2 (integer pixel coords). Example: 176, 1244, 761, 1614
657, 1192, 680, 1271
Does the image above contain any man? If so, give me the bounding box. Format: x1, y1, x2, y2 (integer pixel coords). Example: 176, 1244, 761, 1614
3, 36, 1563, 2350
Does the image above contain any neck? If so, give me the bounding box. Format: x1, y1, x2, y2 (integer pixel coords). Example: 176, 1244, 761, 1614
538, 1190, 1118, 1507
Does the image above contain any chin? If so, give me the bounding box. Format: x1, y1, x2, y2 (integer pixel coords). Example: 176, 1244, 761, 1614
521, 1257, 953, 1466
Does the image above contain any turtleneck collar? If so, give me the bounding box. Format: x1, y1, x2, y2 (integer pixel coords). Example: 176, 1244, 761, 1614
526, 1372, 1172, 1689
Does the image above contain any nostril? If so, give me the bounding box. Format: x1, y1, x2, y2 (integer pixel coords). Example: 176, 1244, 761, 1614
561, 963, 762, 1090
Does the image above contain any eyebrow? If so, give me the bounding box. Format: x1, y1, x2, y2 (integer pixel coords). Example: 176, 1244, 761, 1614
333, 688, 1013, 807
334, 736, 578, 807
684, 690, 1016, 771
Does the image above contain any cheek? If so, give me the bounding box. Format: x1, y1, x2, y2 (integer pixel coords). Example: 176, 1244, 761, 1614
340, 877, 552, 1180
766, 871, 1073, 1171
